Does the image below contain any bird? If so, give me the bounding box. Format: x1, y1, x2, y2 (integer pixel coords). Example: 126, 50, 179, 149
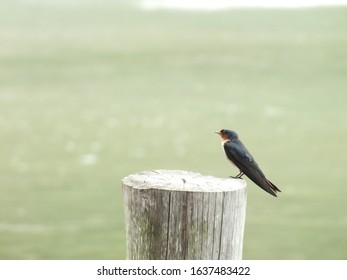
215, 129, 281, 197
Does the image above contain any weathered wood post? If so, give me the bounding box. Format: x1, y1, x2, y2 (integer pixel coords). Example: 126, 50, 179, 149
122, 169, 247, 260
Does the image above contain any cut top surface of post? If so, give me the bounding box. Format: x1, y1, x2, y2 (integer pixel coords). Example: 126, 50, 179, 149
122, 169, 246, 192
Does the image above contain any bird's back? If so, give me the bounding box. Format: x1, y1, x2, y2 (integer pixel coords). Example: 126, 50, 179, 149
223, 139, 280, 196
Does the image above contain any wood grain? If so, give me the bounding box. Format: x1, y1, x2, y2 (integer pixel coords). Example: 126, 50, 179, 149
122, 170, 247, 260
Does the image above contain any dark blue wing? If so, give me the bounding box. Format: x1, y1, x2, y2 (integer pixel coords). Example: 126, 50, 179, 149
224, 140, 280, 196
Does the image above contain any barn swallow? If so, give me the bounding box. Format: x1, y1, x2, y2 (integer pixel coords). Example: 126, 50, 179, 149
215, 129, 281, 197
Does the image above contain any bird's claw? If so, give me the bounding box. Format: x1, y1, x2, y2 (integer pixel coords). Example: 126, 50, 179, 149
228, 176, 243, 179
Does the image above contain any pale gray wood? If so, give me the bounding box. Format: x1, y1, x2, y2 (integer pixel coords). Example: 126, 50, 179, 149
122, 169, 247, 260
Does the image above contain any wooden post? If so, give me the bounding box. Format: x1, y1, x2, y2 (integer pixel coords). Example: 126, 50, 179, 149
122, 169, 247, 260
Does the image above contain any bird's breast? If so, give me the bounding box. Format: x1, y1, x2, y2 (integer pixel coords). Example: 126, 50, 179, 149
221, 140, 237, 166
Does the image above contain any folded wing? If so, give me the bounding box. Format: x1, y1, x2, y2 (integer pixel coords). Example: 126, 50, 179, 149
223, 140, 281, 197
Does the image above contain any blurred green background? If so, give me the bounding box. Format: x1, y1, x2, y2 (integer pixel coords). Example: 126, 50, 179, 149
1, 0, 347, 259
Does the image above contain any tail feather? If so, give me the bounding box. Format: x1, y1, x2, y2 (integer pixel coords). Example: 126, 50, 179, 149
242, 167, 281, 197
267, 179, 281, 193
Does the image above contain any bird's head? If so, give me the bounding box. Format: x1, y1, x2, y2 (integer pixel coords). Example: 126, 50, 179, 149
215, 129, 239, 141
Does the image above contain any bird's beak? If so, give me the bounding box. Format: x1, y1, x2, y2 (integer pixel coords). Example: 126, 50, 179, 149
214, 131, 221, 135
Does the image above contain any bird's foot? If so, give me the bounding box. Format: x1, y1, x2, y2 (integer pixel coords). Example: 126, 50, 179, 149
229, 172, 244, 179
228, 175, 243, 179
